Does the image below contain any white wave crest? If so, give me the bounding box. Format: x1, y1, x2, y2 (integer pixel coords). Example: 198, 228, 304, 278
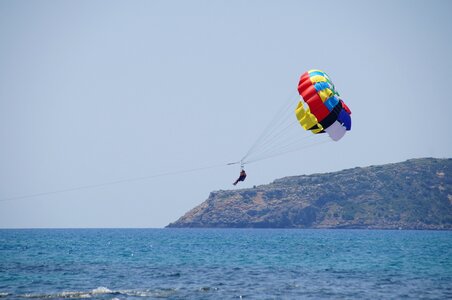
91, 286, 113, 295
18, 286, 178, 299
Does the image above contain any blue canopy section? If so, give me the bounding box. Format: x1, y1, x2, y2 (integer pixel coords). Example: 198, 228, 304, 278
338, 109, 351, 130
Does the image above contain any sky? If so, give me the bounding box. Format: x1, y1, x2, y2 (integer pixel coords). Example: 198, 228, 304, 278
1, 0, 451, 228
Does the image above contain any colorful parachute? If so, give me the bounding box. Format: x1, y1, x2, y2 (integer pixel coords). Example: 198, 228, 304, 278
295, 69, 351, 141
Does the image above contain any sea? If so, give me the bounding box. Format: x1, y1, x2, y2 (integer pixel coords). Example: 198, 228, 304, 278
0, 229, 451, 299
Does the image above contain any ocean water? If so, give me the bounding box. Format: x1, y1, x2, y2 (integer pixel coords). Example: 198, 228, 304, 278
0, 229, 451, 299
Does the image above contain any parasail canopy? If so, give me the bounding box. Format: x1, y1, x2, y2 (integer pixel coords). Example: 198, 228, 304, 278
296, 69, 351, 141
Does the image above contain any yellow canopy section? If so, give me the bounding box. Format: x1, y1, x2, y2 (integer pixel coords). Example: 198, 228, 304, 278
308, 74, 328, 84
317, 88, 334, 102
295, 101, 323, 134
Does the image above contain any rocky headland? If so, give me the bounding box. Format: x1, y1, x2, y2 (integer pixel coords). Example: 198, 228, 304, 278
167, 158, 451, 229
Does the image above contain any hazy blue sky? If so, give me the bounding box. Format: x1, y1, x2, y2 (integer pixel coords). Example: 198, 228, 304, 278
1, 0, 451, 228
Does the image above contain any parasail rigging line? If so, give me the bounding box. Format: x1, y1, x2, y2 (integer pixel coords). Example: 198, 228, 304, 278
241, 90, 298, 163
243, 139, 332, 164
0, 163, 229, 202
243, 134, 315, 164
239, 88, 329, 165
242, 119, 303, 160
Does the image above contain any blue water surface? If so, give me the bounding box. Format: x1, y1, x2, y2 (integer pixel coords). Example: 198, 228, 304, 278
0, 229, 451, 299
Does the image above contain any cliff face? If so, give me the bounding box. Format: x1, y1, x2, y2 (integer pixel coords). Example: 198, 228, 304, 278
167, 158, 452, 229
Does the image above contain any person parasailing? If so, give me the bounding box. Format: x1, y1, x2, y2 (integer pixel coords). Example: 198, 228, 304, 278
233, 167, 247, 186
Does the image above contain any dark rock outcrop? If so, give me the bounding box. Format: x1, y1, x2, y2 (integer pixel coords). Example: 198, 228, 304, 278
167, 158, 452, 229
